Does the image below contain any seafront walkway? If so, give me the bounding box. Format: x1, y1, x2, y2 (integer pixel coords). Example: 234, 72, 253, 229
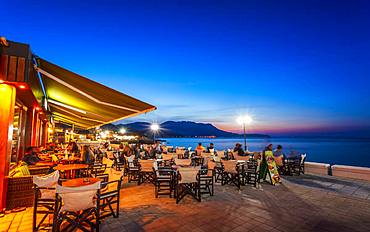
1, 174, 370, 232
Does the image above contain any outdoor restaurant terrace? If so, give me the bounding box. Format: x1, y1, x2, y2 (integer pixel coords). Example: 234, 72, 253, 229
1, 39, 370, 232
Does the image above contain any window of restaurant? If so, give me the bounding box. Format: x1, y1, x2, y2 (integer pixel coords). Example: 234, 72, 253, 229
11, 101, 27, 163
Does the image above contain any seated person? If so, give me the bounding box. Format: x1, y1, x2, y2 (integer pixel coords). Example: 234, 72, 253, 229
22, 146, 42, 165
102, 141, 112, 151
45, 142, 55, 151
81, 145, 93, 164
273, 145, 284, 167
67, 141, 80, 154
233, 143, 245, 156
195, 143, 206, 155
207, 143, 215, 153
285, 150, 300, 160
273, 145, 283, 157
152, 141, 162, 154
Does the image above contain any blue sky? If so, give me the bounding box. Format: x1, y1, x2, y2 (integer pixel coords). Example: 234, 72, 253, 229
2, 0, 370, 136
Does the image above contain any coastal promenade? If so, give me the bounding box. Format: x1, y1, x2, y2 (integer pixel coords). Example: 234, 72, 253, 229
2, 174, 369, 232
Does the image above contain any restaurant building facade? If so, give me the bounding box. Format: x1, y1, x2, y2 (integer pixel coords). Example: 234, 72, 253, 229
0, 38, 155, 209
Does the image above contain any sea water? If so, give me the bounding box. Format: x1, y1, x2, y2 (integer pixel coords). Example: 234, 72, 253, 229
161, 137, 370, 168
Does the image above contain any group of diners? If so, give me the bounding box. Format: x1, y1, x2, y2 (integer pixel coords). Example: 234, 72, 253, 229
121, 141, 306, 203
9, 139, 306, 231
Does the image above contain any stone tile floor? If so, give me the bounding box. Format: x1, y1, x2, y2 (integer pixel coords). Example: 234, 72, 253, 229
284, 174, 370, 200
1, 174, 370, 232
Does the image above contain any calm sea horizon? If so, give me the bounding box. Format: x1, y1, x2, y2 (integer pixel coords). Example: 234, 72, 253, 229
160, 137, 370, 168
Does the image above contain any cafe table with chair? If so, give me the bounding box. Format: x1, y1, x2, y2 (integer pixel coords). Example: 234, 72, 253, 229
31, 161, 124, 232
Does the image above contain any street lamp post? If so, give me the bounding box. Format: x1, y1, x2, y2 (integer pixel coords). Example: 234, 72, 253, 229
237, 115, 253, 151
243, 122, 247, 151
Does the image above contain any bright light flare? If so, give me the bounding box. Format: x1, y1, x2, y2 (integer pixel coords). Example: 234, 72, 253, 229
150, 123, 160, 131
237, 115, 253, 125
120, 128, 126, 134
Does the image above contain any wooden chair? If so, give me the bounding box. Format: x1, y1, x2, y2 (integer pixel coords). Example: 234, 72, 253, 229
212, 156, 223, 183
113, 152, 125, 171
291, 154, 306, 175
176, 167, 201, 204
33, 171, 59, 231
221, 160, 242, 189
153, 162, 174, 198
199, 168, 214, 196
138, 160, 155, 185
126, 155, 139, 183
243, 160, 260, 187
97, 176, 123, 220
89, 163, 107, 176
162, 153, 174, 167
53, 182, 101, 232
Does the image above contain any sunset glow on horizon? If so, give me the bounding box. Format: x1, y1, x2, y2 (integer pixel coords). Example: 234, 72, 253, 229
3, 0, 370, 137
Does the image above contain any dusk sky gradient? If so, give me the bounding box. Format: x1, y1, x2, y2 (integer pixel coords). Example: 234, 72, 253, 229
2, 0, 370, 136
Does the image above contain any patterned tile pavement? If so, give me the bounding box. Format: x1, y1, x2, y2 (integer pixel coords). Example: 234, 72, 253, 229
1, 174, 370, 232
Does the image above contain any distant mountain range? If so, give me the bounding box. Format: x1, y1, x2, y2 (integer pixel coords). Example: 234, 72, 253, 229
102, 121, 269, 138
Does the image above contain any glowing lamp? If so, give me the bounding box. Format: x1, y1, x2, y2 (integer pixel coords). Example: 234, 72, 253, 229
150, 123, 159, 131
18, 84, 26, 89
120, 128, 126, 134
237, 115, 253, 125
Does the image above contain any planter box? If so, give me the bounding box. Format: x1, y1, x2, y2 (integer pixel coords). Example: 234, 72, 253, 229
304, 162, 330, 175
331, 165, 370, 181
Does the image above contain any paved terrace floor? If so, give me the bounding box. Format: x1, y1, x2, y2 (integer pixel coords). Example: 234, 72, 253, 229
1, 174, 370, 232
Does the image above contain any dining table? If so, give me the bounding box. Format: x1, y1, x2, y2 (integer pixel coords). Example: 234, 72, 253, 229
62, 177, 99, 187
54, 164, 89, 179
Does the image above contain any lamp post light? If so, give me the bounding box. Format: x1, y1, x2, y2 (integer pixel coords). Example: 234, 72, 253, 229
237, 115, 253, 151
120, 128, 126, 134
150, 123, 160, 141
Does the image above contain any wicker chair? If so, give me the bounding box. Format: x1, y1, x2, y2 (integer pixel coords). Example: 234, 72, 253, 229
6, 166, 50, 209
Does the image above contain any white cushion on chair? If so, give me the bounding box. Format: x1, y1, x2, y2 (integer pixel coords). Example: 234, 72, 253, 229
33, 171, 60, 199
56, 181, 101, 212
33, 170, 60, 187
178, 167, 200, 184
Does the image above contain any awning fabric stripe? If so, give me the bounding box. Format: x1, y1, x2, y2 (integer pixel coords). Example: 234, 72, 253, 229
36, 58, 156, 129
